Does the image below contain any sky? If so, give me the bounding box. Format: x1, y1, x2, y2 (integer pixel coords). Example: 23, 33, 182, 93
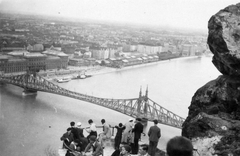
0, 0, 240, 31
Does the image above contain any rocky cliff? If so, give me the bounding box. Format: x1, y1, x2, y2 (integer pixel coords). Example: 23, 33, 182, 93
182, 3, 240, 156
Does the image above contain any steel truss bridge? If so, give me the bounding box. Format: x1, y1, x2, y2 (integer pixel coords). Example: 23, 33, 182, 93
0, 72, 185, 129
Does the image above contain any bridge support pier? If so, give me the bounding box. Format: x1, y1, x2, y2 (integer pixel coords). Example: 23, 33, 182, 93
22, 88, 37, 96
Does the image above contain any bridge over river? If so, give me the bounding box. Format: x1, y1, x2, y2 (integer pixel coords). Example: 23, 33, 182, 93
0, 72, 185, 129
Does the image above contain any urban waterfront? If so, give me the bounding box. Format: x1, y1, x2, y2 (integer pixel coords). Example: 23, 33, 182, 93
0, 56, 220, 156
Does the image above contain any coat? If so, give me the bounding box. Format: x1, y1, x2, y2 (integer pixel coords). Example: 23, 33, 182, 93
148, 125, 161, 142
132, 122, 143, 140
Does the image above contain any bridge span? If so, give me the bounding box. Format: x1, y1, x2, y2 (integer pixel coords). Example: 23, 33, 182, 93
0, 72, 185, 129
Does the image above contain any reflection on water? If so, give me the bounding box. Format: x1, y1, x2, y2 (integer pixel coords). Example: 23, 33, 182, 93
0, 56, 220, 156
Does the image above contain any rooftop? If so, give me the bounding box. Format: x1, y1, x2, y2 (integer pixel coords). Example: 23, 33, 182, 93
42, 50, 68, 57
0, 55, 9, 60
23, 53, 46, 58
8, 51, 29, 56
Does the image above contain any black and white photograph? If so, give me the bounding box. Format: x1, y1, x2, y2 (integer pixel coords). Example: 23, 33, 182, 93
0, 0, 240, 156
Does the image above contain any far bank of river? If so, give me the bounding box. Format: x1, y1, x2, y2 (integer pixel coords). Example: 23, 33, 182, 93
41, 56, 200, 81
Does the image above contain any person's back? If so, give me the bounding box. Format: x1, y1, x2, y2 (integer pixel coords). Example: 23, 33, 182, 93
166, 136, 193, 156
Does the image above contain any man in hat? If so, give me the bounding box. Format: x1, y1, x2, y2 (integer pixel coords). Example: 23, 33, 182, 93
121, 118, 134, 143
148, 119, 161, 156
83, 135, 103, 156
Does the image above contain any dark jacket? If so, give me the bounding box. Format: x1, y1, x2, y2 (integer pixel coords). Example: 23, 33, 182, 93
60, 132, 74, 147
132, 122, 143, 140
148, 125, 161, 142
76, 127, 84, 138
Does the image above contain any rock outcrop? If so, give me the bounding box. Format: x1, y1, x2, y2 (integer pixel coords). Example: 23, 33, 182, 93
208, 3, 240, 76
182, 3, 240, 156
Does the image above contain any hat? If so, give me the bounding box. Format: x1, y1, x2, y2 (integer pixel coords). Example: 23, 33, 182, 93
76, 122, 82, 127
129, 118, 133, 122
67, 128, 71, 131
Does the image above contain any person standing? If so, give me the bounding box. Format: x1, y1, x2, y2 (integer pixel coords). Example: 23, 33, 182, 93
86, 119, 97, 140
131, 118, 143, 154
114, 123, 125, 150
121, 118, 134, 143
148, 119, 161, 156
99, 119, 111, 146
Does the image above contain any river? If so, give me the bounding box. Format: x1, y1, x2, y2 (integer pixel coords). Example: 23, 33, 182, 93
0, 56, 220, 156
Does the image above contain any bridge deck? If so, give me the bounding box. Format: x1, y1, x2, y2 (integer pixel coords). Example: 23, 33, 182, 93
0, 73, 185, 129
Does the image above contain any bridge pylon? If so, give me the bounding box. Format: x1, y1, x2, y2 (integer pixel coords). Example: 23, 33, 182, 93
22, 71, 38, 95
136, 87, 150, 123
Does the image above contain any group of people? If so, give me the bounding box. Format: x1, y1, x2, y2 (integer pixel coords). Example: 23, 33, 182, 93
112, 136, 194, 156
60, 119, 111, 156
60, 118, 194, 156
112, 118, 160, 156
113, 118, 194, 156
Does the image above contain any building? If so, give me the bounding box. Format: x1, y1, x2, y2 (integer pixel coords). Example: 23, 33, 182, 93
1, 47, 26, 53
23, 53, 47, 71
61, 44, 76, 54
7, 51, 29, 58
5, 58, 27, 73
137, 43, 162, 54
42, 49, 69, 69
68, 58, 85, 66
108, 47, 117, 58
0, 53, 47, 73
90, 47, 109, 60
45, 56, 62, 69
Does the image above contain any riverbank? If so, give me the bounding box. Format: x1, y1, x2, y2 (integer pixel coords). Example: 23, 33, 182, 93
41, 55, 200, 81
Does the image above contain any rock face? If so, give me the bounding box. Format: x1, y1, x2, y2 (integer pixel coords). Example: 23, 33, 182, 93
208, 3, 240, 76
182, 3, 240, 156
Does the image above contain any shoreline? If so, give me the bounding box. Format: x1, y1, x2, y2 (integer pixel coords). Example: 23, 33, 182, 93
41, 55, 201, 81
80, 55, 200, 76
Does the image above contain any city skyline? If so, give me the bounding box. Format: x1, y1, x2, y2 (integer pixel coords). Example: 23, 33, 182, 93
0, 0, 239, 32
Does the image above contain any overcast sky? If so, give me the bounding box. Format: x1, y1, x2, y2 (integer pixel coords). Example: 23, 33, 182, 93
0, 0, 239, 31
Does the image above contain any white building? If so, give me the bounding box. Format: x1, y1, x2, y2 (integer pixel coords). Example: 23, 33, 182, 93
90, 47, 110, 60
137, 43, 162, 54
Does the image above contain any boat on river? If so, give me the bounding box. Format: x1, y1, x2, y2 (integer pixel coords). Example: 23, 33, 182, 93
56, 77, 71, 83
72, 74, 92, 80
